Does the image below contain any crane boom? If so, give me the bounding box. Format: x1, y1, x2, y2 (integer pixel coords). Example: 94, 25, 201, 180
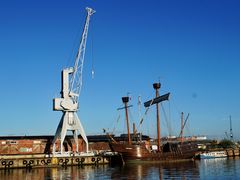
70, 7, 95, 103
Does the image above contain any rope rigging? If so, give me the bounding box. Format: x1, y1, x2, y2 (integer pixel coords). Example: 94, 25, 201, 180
108, 90, 193, 140
161, 103, 173, 137
111, 113, 121, 135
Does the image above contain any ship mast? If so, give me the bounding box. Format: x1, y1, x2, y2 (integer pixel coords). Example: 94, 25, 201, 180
180, 112, 184, 143
179, 112, 189, 143
144, 82, 170, 152
122, 97, 132, 145
153, 83, 161, 151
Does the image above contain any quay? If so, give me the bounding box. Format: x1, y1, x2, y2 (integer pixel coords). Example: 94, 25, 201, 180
0, 135, 121, 169
0, 153, 117, 169
226, 148, 240, 157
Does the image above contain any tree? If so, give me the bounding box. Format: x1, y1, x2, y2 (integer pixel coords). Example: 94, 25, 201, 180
218, 139, 234, 148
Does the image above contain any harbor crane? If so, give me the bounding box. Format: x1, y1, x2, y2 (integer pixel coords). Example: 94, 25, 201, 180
52, 7, 95, 155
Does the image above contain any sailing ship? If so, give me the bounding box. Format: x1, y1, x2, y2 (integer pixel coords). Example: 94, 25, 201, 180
109, 82, 199, 163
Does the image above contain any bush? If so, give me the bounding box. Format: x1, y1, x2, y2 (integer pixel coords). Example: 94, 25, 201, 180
218, 139, 234, 148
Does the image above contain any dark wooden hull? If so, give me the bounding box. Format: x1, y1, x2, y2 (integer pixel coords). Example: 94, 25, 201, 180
109, 142, 198, 163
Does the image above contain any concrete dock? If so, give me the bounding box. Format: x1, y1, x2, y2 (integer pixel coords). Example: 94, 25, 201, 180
0, 153, 117, 169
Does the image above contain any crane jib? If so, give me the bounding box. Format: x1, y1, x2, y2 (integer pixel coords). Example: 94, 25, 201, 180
69, 7, 95, 99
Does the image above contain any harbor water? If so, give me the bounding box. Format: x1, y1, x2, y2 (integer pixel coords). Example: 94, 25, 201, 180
0, 157, 240, 179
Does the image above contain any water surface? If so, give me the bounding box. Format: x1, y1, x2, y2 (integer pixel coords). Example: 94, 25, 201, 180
0, 157, 240, 179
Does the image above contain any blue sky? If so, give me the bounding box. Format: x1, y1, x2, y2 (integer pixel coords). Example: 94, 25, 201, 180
0, 0, 239, 140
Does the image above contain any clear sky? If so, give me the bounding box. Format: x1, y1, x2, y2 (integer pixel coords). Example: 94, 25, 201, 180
0, 0, 239, 140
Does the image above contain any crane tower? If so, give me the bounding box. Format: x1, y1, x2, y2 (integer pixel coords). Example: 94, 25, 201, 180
52, 7, 95, 155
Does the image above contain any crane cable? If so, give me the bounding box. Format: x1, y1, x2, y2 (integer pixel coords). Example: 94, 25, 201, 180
90, 16, 95, 79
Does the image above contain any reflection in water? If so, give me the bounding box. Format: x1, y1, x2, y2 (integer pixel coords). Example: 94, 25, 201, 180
111, 161, 200, 179
0, 158, 240, 179
0, 165, 115, 180
199, 157, 240, 179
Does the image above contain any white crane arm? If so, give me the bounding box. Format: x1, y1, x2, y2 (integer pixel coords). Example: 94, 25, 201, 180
69, 7, 95, 103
